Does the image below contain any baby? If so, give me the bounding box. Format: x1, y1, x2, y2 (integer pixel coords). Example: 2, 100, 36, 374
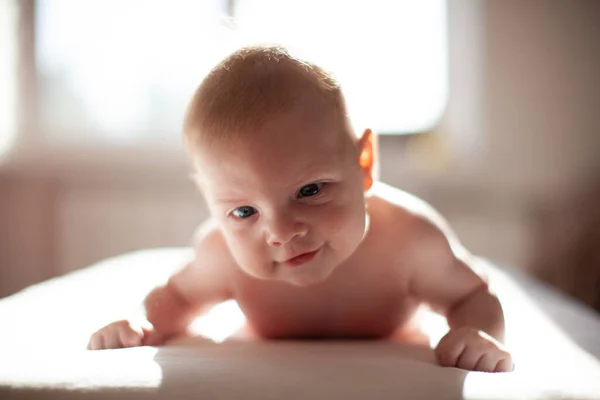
88, 45, 513, 373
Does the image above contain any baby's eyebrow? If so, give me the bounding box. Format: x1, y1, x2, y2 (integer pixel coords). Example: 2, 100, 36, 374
292, 167, 340, 187
209, 188, 251, 204
214, 196, 249, 205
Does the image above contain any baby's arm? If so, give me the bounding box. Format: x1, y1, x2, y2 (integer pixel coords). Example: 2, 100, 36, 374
88, 220, 234, 349
404, 211, 512, 372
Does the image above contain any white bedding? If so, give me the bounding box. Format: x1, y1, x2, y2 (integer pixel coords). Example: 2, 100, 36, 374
1, 248, 599, 399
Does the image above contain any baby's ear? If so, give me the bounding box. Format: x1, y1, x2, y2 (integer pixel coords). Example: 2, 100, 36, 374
357, 129, 376, 191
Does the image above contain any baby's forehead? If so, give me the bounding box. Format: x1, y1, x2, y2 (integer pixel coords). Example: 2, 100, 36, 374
204, 126, 347, 173
195, 124, 352, 194
201, 94, 352, 154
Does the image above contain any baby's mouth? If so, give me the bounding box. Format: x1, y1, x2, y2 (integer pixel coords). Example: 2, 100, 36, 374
284, 247, 322, 268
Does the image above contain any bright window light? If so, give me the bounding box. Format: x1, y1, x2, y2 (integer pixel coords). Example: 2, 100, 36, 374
0, 0, 18, 158
36, 0, 447, 145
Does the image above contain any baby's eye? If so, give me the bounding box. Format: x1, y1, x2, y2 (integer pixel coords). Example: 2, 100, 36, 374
297, 183, 323, 198
232, 206, 257, 219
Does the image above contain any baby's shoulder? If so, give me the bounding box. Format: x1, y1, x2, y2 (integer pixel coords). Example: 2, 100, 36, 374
192, 218, 227, 252
367, 181, 458, 244
191, 218, 237, 272
368, 181, 438, 222
166, 219, 236, 302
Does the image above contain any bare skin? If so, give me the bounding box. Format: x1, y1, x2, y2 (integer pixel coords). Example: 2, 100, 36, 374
88, 51, 513, 373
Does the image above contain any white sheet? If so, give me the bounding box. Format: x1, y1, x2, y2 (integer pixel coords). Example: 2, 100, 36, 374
1, 248, 599, 399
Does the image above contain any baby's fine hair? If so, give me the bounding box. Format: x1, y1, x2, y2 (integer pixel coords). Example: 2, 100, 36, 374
182, 45, 349, 153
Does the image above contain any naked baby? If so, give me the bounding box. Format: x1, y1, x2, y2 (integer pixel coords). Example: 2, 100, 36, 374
88, 45, 514, 373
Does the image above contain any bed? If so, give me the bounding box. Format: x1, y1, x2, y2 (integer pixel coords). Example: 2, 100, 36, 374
1, 248, 599, 399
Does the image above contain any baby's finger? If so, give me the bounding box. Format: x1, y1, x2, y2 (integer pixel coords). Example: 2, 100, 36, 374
436, 336, 466, 367
456, 345, 482, 371
103, 330, 123, 349
494, 357, 514, 372
118, 324, 143, 348
86, 336, 97, 350
143, 328, 165, 347
87, 333, 105, 350
473, 353, 499, 373
435, 330, 467, 367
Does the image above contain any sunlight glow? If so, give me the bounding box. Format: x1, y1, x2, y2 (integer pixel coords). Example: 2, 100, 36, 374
36, 0, 447, 143
0, 347, 162, 389
189, 300, 247, 343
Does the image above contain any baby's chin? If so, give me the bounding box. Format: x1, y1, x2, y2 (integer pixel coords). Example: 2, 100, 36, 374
277, 261, 342, 287
240, 266, 334, 287
281, 270, 333, 287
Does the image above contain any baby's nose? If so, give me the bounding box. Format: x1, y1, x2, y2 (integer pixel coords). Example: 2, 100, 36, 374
266, 218, 307, 247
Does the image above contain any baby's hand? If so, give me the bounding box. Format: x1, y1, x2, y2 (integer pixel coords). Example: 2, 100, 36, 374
87, 319, 162, 350
435, 327, 514, 372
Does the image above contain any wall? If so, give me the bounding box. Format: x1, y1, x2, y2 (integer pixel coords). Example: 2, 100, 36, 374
484, 0, 600, 193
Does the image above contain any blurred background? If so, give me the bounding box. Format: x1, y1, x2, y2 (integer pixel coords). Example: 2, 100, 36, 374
0, 0, 599, 312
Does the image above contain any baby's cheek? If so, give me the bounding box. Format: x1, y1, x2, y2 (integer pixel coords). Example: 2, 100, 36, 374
318, 202, 365, 240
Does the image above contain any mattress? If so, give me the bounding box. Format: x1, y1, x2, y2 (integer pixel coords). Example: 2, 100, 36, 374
0, 248, 599, 399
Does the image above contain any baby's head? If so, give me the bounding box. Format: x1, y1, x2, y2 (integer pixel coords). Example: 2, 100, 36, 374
183, 45, 375, 286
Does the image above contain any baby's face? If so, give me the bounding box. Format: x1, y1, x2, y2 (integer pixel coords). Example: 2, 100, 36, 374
195, 104, 369, 286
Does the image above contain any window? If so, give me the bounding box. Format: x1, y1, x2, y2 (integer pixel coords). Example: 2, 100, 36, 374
0, 0, 18, 158
36, 0, 447, 146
